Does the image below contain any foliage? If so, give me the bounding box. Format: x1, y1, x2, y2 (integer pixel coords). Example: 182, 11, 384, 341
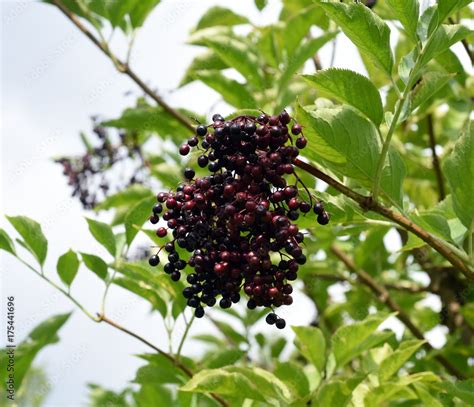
2, 0, 474, 406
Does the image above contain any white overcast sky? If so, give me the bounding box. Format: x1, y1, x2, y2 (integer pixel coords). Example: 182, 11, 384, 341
0, 0, 470, 405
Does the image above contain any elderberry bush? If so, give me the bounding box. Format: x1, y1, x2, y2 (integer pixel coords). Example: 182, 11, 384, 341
148, 111, 329, 328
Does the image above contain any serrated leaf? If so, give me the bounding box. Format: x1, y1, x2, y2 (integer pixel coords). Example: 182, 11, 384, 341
318, 1, 393, 75
331, 313, 390, 367
203, 349, 245, 369
95, 185, 153, 211
410, 71, 454, 111
379, 339, 425, 382
303, 68, 383, 125
200, 34, 264, 89
274, 360, 310, 399
296, 104, 405, 206
386, 0, 419, 42
80, 252, 108, 280
194, 6, 249, 31
191, 70, 256, 108
419, 24, 473, 70
124, 196, 155, 246
6, 216, 47, 266
437, 0, 472, 24
180, 51, 228, 86
313, 376, 364, 406
283, 5, 330, 54
444, 123, 474, 229
134, 354, 184, 385
56, 249, 80, 287
129, 0, 160, 28
114, 276, 167, 316
292, 326, 326, 372
0, 229, 16, 255
86, 218, 116, 256
180, 368, 265, 402
279, 32, 337, 93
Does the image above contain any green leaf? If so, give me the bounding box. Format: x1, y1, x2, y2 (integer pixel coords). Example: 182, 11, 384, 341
410, 71, 454, 111
302, 68, 383, 126
181, 368, 265, 402
413, 383, 444, 407
191, 70, 257, 108
296, 104, 405, 206
56, 249, 80, 287
437, 0, 472, 24
313, 376, 364, 406
80, 252, 108, 280
114, 276, 167, 316
279, 32, 337, 92
0, 313, 71, 390
6, 216, 47, 266
386, 0, 419, 42
102, 106, 191, 140
282, 5, 330, 54
255, 0, 267, 11
0, 229, 16, 255
129, 0, 161, 28
274, 360, 310, 400
318, 1, 393, 75
195, 6, 249, 31
124, 196, 155, 246
199, 34, 264, 89
134, 354, 184, 385
88, 384, 132, 407
180, 51, 227, 86
331, 312, 389, 367
444, 123, 474, 229
436, 379, 474, 404
204, 349, 245, 369
86, 218, 116, 256
95, 185, 153, 211
292, 326, 326, 372
379, 339, 425, 382
419, 24, 473, 69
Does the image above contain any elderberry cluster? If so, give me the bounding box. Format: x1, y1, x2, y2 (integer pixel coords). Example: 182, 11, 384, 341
56, 121, 147, 209
148, 111, 329, 328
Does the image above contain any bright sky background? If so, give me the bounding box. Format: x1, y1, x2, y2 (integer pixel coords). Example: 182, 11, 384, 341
0, 0, 470, 405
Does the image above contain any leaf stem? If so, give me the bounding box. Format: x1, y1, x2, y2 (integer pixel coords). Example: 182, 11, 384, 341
176, 313, 195, 361
17, 257, 99, 322
372, 91, 407, 201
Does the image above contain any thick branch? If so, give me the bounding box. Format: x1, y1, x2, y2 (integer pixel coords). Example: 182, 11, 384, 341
97, 314, 229, 407
51, 0, 195, 133
329, 245, 467, 380
427, 114, 446, 201
294, 158, 474, 280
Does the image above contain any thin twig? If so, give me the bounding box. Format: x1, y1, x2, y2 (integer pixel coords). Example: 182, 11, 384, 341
51, 0, 195, 133
329, 244, 467, 380
176, 314, 195, 361
427, 114, 446, 201
96, 313, 229, 406
294, 158, 474, 280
